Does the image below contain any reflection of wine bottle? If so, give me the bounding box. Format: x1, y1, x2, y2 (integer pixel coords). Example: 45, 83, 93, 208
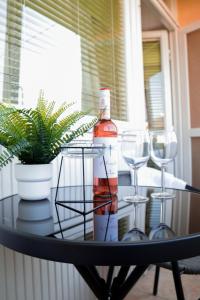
93, 194, 118, 241
93, 88, 118, 196
93, 88, 118, 241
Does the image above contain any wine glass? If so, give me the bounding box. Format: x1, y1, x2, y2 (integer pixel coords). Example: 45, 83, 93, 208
121, 130, 150, 241
121, 130, 150, 201
150, 130, 177, 199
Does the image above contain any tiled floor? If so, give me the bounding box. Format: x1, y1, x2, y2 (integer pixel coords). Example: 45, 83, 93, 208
125, 267, 200, 300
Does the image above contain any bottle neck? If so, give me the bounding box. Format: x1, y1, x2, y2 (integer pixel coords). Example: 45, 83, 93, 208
100, 108, 110, 120
99, 89, 110, 120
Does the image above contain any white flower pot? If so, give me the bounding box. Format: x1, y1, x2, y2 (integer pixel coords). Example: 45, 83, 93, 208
15, 164, 52, 200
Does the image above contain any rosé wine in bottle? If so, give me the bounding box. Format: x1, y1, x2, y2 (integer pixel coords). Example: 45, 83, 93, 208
93, 88, 118, 196
93, 88, 118, 241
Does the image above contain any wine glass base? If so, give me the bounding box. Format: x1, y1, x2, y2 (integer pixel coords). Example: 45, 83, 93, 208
151, 192, 176, 199
123, 195, 149, 204
122, 228, 148, 242
149, 223, 176, 240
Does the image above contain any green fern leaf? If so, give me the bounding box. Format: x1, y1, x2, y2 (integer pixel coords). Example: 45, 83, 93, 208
0, 95, 96, 167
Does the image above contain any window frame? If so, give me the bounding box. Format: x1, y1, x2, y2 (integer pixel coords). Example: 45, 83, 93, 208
119, 0, 146, 132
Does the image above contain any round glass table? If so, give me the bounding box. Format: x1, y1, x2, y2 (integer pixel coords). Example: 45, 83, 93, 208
0, 185, 199, 300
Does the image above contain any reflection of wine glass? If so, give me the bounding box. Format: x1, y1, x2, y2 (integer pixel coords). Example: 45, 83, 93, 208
149, 223, 176, 240
122, 199, 149, 242
121, 130, 150, 241
150, 130, 177, 199
149, 198, 176, 240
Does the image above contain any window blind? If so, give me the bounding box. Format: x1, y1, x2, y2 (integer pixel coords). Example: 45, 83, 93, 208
0, 0, 23, 103
143, 41, 165, 130
0, 0, 127, 120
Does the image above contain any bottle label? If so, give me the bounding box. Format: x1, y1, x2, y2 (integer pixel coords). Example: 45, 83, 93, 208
94, 214, 118, 241
93, 137, 118, 178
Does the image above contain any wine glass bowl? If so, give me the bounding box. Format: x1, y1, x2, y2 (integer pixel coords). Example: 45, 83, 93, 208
150, 130, 177, 199
150, 130, 177, 166
122, 132, 149, 168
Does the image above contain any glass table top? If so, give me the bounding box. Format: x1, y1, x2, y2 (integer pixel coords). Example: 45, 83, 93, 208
0, 185, 198, 243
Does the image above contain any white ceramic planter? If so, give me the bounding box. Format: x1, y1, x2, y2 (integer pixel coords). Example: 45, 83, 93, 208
15, 164, 52, 200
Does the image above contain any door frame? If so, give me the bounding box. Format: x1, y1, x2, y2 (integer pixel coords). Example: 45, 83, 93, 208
178, 20, 200, 233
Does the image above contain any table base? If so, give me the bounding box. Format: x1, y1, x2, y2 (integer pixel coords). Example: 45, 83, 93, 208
75, 264, 149, 300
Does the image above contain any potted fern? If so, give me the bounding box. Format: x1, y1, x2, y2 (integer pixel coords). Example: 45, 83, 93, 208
0, 95, 96, 200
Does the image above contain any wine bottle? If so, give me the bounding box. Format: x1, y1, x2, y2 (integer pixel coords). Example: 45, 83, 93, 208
93, 88, 118, 241
93, 88, 118, 196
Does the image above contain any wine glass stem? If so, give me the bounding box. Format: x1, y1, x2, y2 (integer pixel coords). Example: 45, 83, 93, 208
133, 203, 138, 228
160, 199, 165, 223
161, 165, 166, 193
134, 168, 138, 196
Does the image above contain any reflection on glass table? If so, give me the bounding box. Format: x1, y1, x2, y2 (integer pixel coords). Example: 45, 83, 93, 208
16, 199, 54, 235
149, 196, 176, 240
0, 185, 196, 243
122, 198, 149, 242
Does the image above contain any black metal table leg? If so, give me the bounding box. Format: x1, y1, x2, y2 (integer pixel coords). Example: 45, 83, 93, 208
153, 265, 160, 295
75, 264, 149, 300
76, 265, 145, 300
106, 266, 115, 292
111, 265, 149, 300
171, 261, 185, 300
111, 265, 130, 291
75, 265, 108, 299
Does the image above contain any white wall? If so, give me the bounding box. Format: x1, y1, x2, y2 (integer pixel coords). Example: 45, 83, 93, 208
0, 157, 95, 300
0, 247, 94, 300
